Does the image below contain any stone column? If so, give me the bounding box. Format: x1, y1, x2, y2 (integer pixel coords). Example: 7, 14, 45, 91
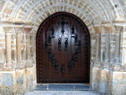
24, 28, 32, 61
105, 33, 110, 63
0, 26, 6, 69
16, 31, 21, 63
93, 26, 101, 69
21, 30, 27, 61
109, 31, 116, 64
11, 32, 17, 64
119, 26, 126, 65
26, 34, 31, 60
29, 33, 35, 61
100, 33, 105, 62
96, 33, 100, 62
5, 31, 12, 66
115, 32, 121, 63
33, 32, 36, 60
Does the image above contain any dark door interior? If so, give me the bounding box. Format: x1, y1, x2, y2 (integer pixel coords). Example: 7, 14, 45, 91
36, 12, 90, 83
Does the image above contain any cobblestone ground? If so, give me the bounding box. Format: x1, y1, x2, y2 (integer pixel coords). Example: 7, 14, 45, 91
25, 91, 100, 95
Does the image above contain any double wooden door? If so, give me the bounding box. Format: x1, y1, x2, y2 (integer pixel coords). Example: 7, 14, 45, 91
36, 12, 90, 83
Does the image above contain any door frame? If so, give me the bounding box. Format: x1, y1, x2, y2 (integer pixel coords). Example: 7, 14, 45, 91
36, 12, 90, 83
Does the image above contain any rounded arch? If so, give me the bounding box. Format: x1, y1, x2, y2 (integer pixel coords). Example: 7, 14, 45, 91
36, 12, 91, 37
32, 9, 96, 36
1, 0, 122, 26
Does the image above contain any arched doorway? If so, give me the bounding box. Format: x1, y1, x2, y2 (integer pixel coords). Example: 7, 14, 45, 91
36, 12, 90, 83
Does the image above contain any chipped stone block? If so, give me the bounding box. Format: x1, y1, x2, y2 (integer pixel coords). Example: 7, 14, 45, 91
15, 70, 26, 94
0, 86, 14, 95
98, 69, 109, 94
26, 68, 34, 91
91, 67, 100, 91
0, 72, 14, 95
110, 72, 126, 95
0, 72, 13, 86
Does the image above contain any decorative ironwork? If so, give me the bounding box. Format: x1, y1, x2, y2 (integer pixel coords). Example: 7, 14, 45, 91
71, 26, 75, 37
48, 35, 52, 44
75, 34, 78, 43
58, 18, 68, 34
37, 13, 90, 83
75, 40, 81, 46
71, 26, 75, 34
44, 16, 82, 73
61, 64, 65, 74
47, 48, 59, 72
46, 28, 55, 46
64, 38, 68, 51
50, 55, 55, 64
67, 40, 81, 72
51, 27, 55, 38
78, 40, 81, 46
54, 63, 58, 72
71, 33, 78, 43
45, 40, 48, 50
75, 40, 81, 53
68, 62, 72, 72
58, 38, 62, 51
47, 48, 53, 60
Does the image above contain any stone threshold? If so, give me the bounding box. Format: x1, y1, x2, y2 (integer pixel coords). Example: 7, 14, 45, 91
35, 83, 90, 91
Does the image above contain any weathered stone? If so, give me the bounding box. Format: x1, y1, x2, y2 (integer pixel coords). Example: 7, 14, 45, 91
0, 86, 14, 95
0, 72, 14, 95
109, 72, 126, 95
0, 0, 126, 95
98, 69, 109, 94
91, 67, 100, 91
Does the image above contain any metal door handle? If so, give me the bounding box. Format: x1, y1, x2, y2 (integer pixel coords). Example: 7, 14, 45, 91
58, 38, 62, 51
64, 38, 68, 51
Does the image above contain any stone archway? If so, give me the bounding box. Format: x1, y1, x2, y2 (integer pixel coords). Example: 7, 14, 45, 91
0, 0, 126, 95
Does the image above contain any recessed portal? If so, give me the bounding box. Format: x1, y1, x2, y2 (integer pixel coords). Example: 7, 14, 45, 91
36, 12, 90, 83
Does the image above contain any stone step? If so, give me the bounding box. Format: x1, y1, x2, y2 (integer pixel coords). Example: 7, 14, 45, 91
35, 83, 90, 91
25, 91, 99, 95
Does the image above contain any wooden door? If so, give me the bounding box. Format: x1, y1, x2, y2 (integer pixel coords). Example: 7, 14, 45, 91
36, 12, 90, 83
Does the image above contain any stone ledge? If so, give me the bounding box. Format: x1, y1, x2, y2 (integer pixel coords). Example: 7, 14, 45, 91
35, 84, 90, 91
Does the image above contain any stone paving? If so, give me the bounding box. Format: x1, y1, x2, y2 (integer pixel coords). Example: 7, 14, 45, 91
25, 91, 100, 95
35, 83, 90, 91
25, 84, 100, 95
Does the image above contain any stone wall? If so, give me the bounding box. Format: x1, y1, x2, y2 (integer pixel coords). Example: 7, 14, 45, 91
91, 24, 126, 95
0, 21, 126, 95
0, 24, 36, 95
0, 0, 126, 94
0, 67, 36, 95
